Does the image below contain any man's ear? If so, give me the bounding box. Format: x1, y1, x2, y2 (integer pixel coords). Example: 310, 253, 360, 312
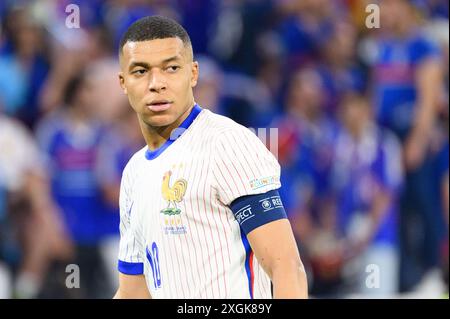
191, 61, 199, 88
118, 72, 127, 94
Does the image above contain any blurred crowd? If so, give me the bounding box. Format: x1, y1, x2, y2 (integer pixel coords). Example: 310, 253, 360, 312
0, 0, 448, 298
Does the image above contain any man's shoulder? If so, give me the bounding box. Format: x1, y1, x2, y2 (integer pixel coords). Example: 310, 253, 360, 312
198, 109, 250, 138
199, 109, 275, 161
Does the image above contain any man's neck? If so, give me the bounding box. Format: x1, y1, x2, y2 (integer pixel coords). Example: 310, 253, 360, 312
141, 103, 195, 151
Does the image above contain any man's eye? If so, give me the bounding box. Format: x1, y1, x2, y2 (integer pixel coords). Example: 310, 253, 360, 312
133, 69, 147, 75
166, 65, 180, 73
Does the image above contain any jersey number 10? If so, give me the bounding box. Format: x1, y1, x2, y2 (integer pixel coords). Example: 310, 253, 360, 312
146, 242, 162, 289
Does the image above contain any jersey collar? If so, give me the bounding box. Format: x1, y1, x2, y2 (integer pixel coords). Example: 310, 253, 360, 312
145, 104, 202, 161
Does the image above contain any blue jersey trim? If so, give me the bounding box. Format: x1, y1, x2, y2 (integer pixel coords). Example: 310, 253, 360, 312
118, 260, 144, 275
145, 104, 202, 161
240, 230, 254, 299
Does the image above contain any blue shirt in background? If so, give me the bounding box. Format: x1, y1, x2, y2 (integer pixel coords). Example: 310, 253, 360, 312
36, 112, 119, 245
372, 32, 441, 140
330, 125, 403, 245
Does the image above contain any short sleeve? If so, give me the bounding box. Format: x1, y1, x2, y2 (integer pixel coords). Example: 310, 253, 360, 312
117, 164, 145, 275
212, 126, 282, 206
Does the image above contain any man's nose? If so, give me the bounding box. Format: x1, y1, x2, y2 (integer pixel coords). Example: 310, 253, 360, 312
148, 70, 167, 93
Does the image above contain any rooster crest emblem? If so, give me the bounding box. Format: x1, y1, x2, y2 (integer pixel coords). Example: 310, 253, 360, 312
160, 170, 188, 215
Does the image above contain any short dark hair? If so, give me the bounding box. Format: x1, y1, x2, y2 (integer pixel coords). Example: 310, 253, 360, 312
119, 15, 192, 56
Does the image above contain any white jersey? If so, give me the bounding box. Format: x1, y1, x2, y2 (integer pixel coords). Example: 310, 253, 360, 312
118, 105, 281, 299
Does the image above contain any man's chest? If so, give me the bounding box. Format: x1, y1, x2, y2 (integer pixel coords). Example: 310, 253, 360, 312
131, 156, 218, 237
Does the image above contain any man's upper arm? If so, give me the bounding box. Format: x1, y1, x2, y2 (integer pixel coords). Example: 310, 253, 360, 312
246, 218, 302, 278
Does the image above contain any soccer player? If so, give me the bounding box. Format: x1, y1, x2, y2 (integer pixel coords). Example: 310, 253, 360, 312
114, 16, 308, 299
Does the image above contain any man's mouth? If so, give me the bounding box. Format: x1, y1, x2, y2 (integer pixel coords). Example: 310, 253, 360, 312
147, 100, 173, 112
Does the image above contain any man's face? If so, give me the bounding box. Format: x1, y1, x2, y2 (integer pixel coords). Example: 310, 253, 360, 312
380, 0, 410, 32
119, 37, 198, 128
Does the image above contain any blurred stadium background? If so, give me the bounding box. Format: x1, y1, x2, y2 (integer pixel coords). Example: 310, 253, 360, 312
0, 0, 448, 299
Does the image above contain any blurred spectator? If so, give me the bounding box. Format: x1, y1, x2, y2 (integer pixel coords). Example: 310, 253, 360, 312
0, 6, 50, 128
436, 139, 449, 290
38, 10, 116, 117
276, 67, 336, 218
35, 70, 118, 298
328, 93, 403, 297
273, 67, 338, 296
423, 1, 449, 292
276, 0, 339, 70
253, 29, 285, 106
84, 59, 129, 124
317, 19, 367, 115
0, 111, 71, 299
368, 0, 445, 292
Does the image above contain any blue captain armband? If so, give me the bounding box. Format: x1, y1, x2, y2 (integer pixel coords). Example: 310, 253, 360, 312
230, 189, 287, 235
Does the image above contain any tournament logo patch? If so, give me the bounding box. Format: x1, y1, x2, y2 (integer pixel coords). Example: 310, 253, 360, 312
249, 175, 280, 190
